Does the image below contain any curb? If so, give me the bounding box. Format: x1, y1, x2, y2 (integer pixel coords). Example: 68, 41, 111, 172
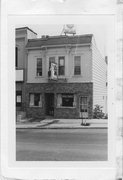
16, 127, 108, 129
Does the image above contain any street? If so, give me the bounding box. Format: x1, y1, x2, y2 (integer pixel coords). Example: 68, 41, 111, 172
16, 129, 107, 161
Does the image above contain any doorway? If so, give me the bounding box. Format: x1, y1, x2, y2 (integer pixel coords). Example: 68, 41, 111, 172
79, 96, 88, 118
45, 93, 54, 116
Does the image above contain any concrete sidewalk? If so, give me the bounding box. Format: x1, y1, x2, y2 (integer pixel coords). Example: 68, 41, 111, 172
16, 118, 108, 129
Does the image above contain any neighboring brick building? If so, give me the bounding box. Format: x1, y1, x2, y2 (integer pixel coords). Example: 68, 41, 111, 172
16, 27, 107, 119
16, 27, 37, 118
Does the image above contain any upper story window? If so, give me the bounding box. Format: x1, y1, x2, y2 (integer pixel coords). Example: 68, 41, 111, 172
36, 58, 42, 76
58, 56, 65, 76
74, 56, 81, 75
15, 47, 18, 68
49, 57, 55, 67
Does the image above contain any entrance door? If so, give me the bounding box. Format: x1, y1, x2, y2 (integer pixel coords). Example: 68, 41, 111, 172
79, 96, 88, 118
45, 93, 54, 116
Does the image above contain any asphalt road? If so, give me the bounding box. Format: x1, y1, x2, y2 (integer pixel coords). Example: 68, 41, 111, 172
16, 129, 107, 161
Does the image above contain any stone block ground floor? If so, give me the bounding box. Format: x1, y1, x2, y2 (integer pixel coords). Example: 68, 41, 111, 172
16, 82, 93, 119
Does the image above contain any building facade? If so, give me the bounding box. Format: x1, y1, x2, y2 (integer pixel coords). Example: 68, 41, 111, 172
16, 27, 107, 119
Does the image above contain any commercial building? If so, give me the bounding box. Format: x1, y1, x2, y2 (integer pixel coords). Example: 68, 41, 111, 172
16, 27, 107, 119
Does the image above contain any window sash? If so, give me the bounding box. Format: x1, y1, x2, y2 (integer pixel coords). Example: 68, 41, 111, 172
57, 94, 76, 107
16, 91, 22, 107
58, 57, 65, 75
49, 57, 55, 67
80, 97, 88, 112
29, 93, 42, 107
74, 56, 81, 75
36, 58, 42, 76
15, 47, 18, 68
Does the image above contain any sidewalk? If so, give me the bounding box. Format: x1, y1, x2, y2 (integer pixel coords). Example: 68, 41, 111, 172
16, 118, 108, 129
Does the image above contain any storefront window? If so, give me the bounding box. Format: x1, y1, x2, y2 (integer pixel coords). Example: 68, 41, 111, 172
29, 93, 42, 107
57, 93, 76, 107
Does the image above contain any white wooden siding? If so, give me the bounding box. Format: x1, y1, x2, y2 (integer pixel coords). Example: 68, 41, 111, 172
92, 38, 107, 114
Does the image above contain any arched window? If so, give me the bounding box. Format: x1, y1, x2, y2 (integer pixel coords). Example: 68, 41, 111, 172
15, 47, 18, 68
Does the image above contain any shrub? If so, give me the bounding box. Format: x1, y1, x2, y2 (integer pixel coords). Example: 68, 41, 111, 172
93, 105, 105, 119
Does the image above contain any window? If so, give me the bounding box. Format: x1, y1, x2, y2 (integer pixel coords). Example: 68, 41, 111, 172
16, 91, 22, 107
74, 56, 81, 75
36, 58, 42, 76
80, 97, 88, 112
58, 56, 65, 75
15, 47, 18, 68
48, 57, 57, 77
49, 57, 55, 67
29, 93, 42, 107
57, 94, 76, 107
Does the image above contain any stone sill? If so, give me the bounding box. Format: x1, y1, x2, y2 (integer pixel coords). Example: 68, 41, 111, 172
29, 106, 42, 108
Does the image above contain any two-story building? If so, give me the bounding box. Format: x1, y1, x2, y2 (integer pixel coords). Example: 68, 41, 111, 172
17, 32, 107, 119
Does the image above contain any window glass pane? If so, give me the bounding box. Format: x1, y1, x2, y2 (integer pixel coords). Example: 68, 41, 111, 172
59, 59, 64, 66
15, 47, 18, 68
74, 56, 81, 65
62, 94, 74, 107
37, 58, 42, 76
82, 97, 87, 104
17, 95, 21, 103
58, 57, 65, 75
29, 93, 42, 107
34, 94, 40, 106
80, 97, 88, 112
30, 94, 34, 106
49, 57, 55, 65
59, 66, 64, 75
16, 91, 22, 107
74, 56, 81, 75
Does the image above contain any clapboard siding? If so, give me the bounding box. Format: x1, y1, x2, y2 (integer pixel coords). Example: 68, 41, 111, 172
27, 46, 92, 83
92, 38, 107, 114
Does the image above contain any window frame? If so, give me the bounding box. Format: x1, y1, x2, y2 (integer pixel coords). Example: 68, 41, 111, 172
29, 93, 42, 107
16, 91, 22, 107
74, 55, 81, 75
58, 56, 65, 76
57, 93, 76, 108
36, 58, 42, 77
15, 46, 18, 68
79, 96, 88, 113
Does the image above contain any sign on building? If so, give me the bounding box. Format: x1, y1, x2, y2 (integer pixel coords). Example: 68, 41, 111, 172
63, 24, 76, 35
48, 63, 57, 80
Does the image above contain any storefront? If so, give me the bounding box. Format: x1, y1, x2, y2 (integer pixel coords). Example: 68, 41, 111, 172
25, 82, 93, 119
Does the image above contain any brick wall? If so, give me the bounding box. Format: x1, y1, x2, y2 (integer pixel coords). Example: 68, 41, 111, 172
24, 83, 93, 119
